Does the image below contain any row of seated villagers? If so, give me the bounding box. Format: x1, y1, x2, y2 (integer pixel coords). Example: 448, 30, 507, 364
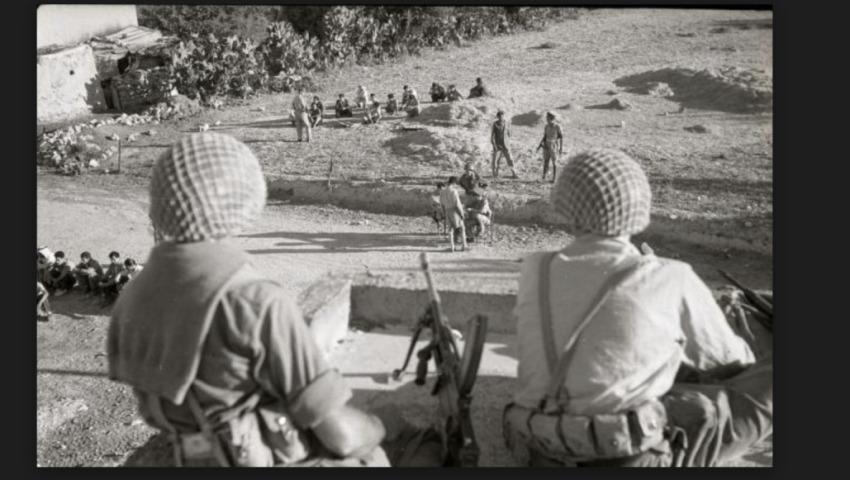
290, 78, 492, 127
36, 246, 144, 320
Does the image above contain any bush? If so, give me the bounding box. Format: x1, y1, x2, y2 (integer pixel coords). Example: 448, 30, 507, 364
138, 7, 582, 105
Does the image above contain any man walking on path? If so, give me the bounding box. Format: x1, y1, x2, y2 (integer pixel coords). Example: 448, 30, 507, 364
291, 88, 311, 142
491, 110, 518, 179
536, 111, 564, 182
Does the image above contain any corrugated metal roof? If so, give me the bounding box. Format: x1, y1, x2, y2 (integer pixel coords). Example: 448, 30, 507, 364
90, 26, 177, 58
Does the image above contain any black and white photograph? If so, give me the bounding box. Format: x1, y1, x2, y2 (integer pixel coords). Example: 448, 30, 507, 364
36, 4, 773, 468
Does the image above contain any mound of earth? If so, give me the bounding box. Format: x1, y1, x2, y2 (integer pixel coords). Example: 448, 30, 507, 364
412, 96, 514, 129
383, 127, 488, 170
614, 66, 772, 113
511, 110, 547, 127
586, 98, 634, 110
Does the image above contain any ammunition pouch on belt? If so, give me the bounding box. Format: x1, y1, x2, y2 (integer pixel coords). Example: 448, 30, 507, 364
503, 399, 669, 463
153, 390, 314, 467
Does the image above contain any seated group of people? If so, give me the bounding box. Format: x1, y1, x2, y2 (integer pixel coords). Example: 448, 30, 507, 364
36, 246, 144, 319
330, 77, 493, 125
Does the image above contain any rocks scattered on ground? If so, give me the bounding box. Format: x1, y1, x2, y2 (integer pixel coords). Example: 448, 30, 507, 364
676, 32, 697, 37
143, 130, 157, 136
126, 134, 138, 142
606, 89, 618, 95
106, 133, 120, 141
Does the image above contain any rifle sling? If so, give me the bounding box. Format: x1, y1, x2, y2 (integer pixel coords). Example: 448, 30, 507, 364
538, 252, 645, 412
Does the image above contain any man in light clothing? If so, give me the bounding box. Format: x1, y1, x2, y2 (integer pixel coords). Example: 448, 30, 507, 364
535, 111, 564, 182
439, 176, 467, 252
291, 88, 311, 142
503, 149, 771, 467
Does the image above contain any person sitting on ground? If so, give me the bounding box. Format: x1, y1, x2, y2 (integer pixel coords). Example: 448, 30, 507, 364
335, 94, 353, 118
458, 162, 482, 195
73, 251, 104, 294
406, 90, 422, 118
464, 189, 492, 240
401, 85, 412, 109
429, 182, 447, 235
385, 93, 399, 115
503, 148, 771, 467
37, 281, 52, 321
108, 132, 390, 467
439, 176, 467, 252
468, 77, 491, 99
363, 93, 382, 125
446, 84, 462, 102
309, 95, 324, 128
355, 85, 369, 109
99, 251, 126, 302
48, 251, 76, 295
114, 258, 143, 294
430, 82, 447, 103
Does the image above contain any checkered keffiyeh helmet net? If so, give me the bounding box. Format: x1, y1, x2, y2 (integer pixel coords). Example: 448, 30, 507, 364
551, 148, 651, 236
149, 133, 266, 243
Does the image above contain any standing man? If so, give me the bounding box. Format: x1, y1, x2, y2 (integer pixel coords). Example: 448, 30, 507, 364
108, 133, 390, 467
536, 111, 564, 182
439, 176, 467, 252
491, 110, 518, 179
291, 88, 311, 142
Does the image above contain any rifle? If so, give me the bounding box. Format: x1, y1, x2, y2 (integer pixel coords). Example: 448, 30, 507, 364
391, 252, 489, 467
717, 269, 773, 332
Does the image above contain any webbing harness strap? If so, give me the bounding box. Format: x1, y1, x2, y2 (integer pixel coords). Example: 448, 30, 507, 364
537, 252, 645, 412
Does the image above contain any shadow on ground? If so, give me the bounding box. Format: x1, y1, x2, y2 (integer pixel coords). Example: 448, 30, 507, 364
241, 230, 440, 254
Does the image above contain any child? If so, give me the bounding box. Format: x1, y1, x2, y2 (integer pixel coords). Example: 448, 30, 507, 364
439, 176, 467, 252
363, 93, 382, 124
73, 251, 104, 293
386, 93, 399, 115
335, 94, 353, 118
